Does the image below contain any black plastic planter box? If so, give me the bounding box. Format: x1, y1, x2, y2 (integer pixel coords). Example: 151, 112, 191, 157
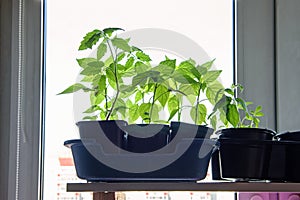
64, 138, 217, 182
123, 124, 170, 153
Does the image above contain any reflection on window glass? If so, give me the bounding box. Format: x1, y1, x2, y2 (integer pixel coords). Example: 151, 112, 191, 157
44, 0, 234, 199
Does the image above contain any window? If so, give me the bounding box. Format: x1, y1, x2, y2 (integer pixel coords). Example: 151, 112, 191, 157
44, 0, 233, 199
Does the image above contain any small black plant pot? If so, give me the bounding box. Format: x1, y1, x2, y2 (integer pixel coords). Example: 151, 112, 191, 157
123, 124, 170, 153
213, 128, 275, 181
170, 122, 214, 140
76, 120, 128, 153
275, 131, 300, 182
64, 138, 218, 182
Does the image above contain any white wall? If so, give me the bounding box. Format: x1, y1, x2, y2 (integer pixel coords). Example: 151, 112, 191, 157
276, 0, 300, 132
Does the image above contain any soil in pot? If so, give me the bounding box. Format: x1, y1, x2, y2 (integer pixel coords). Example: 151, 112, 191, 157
123, 124, 170, 153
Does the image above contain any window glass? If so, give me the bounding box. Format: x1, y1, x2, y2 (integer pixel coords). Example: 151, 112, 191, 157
44, 0, 234, 199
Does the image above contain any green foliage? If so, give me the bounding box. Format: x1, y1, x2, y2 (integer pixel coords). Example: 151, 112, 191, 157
59, 27, 150, 120
60, 27, 264, 129
208, 84, 264, 129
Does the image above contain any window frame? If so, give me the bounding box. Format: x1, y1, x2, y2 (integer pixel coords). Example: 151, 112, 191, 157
0, 0, 44, 199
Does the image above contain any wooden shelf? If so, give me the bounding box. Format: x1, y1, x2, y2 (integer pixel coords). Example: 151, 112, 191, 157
67, 181, 300, 192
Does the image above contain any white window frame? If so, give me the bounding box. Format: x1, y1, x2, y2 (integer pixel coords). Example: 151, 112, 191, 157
236, 0, 277, 130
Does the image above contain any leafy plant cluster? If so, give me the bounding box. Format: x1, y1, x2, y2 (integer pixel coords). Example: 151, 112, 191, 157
59, 27, 265, 129
208, 84, 264, 129
59, 27, 225, 125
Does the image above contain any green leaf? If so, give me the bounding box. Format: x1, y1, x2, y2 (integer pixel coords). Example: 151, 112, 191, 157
234, 83, 244, 92
168, 95, 179, 113
79, 29, 102, 50
210, 115, 217, 130
167, 109, 179, 122
95, 93, 105, 105
212, 95, 229, 112
224, 88, 234, 96
77, 58, 98, 68
155, 84, 169, 107
152, 59, 176, 76
178, 60, 201, 80
139, 103, 151, 121
100, 112, 106, 120
136, 51, 151, 62
132, 72, 148, 86
159, 59, 176, 69
226, 104, 240, 127
80, 61, 104, 75
197, 66, 208, 75
200, 59, 215, 70
111, 37, 131, 52
135, 90, 143, 103
255, 111, 264, 117
83, 115, 98, 120
178, 84, 196, 95
106, 68, 117, 89
203, 70, 222, 83
126, 99, 133, 108
103, 27, 124, 36
187, 58, 196, 65
236, 97, 248, 113
173, 71, 197, 84
58, 83, 87, 94
81, 75, 94, 82
187, 94, 196, 105
206, 81, 224, 104
129, 104, 139, 123
135, 61, 150, 73
104, 55, 114, 67
220, 110, 228, 127
150, 104, 160, 122
84, 105, 100, 114
98, 75, 106, 93
114, 99, 127, 117
253, 117, 260, 128
97, 43, 107, 60
255, 105, 263, 113
117, 52, 126, 61
131, 46, 142, 52
132, 71, 160, 86
125, 56, 135, 69
119, 84, 135, 93
190, 104, 207, 125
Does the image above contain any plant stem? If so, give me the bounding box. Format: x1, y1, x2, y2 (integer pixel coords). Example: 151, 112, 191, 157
105, 40, 120, 120
195, 87, 201, 125
177, 101, 181, 121
105, 88, 108, 117
149, 83, 158, 123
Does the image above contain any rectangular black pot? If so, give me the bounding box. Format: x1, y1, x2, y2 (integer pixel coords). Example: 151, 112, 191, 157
64, 138, 217, 182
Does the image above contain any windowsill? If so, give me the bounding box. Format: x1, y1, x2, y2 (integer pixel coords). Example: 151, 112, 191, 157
67, 181, 300, 192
